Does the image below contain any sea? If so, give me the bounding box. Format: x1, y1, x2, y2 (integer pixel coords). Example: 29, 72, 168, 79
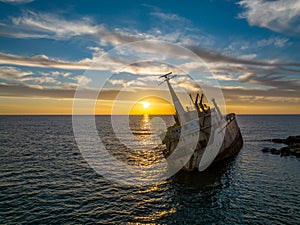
1, 115, 299, 224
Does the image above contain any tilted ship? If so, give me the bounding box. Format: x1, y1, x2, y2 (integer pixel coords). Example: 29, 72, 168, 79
160, 72, 243, 172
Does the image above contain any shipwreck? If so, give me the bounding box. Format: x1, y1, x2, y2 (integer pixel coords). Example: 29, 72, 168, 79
160, 72, 243, 172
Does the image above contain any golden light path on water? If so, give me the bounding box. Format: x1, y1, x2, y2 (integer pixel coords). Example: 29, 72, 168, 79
128, 114, 167, 167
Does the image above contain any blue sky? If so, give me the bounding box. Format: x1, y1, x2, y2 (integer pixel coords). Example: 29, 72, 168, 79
0, 0, 299, 114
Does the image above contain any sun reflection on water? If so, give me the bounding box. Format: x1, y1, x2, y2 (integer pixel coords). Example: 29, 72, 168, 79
133, 208, 177, 222
141, 114, 150, 131
131, 180, 177, 222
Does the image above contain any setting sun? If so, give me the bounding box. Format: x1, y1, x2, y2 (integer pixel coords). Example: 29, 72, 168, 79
142, 101, 150, 109
129, 97, 175, 115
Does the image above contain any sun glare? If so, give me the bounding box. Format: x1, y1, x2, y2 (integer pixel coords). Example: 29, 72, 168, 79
129, 97, 175, 115
142, 101, 150, 109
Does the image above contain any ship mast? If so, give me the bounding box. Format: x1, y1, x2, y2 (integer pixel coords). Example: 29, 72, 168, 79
160, 72, 187, 124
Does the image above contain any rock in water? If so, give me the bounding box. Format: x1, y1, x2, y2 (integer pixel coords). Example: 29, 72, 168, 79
262, 135, 300, 158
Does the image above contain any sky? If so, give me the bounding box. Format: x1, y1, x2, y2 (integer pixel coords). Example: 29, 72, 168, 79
0, 0, 299, 115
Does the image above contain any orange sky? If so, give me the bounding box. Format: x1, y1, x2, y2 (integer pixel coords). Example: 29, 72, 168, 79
1, 95, 299, 115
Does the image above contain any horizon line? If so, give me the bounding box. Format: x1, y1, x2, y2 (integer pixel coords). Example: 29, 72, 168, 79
0, 113, 299, 116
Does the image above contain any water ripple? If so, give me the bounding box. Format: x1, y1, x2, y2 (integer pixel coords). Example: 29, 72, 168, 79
0, 115, 299, 224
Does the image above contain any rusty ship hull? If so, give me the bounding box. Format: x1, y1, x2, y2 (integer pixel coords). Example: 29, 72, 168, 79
214, 115, 243, 163
162, 111, 243, 172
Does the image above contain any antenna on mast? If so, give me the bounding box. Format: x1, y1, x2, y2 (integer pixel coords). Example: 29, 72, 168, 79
158, 72, 177, 85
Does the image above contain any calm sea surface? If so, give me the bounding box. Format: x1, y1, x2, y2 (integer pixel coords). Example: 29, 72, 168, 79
1, 115, 299, 224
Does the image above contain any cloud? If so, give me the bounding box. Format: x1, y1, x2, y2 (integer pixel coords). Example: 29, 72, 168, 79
189, 46, 300, 67
224, 93, 300, 112
73, 75, 91, 86
0, 66, 84, 89
224, 37, 290, 59
0, 11, 141, 46
150, 12, 190, 23
0, 51, 177, 75
210, 61, 300, 87
1, 27, 300, 94
1, 7, 299, 101
212, 73, 235, 81
1, 65, 298, 111
0, 48, 189, 75
0, 9, 215, 48
0, 52, 90, 69
0, 82, 173, 101
238, 72, 300, 91
0, 0, 33, 4
108, 75, 202, 93
0, 83, 80, 98
222, 86, 300, 113
173, 76, 201, 92
9, 11, 99, 39
239, 54, 257, 60
238, 0, 300, 36
108, 79, 128, 87
0, 11, 119, 44
108, 75, 161, 88
1, 44, 300, 89
148, 9, 214, 47
20, 76, 48, 83
0, 66, 32, 80
256, 37, 290, 48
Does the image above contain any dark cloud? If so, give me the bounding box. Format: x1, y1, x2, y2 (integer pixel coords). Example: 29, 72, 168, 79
189, 46, 300, 67
0, 83, 173, 101
223, 86, 300, 99
238, 73, 300, 91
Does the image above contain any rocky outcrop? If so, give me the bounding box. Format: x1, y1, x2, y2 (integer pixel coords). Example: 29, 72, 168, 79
261, 135, 300, 157
271, 135, 300, 144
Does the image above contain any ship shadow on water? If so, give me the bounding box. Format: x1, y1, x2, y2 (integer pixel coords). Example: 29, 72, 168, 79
171, 155, 237, 189
153, 156, 240, 224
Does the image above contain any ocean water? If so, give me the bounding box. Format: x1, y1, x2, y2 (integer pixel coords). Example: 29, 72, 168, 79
0, 115, 299, 224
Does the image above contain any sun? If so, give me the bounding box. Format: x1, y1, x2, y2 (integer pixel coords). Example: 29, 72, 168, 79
129, 97, 174, 115
142, 101, 150, 109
